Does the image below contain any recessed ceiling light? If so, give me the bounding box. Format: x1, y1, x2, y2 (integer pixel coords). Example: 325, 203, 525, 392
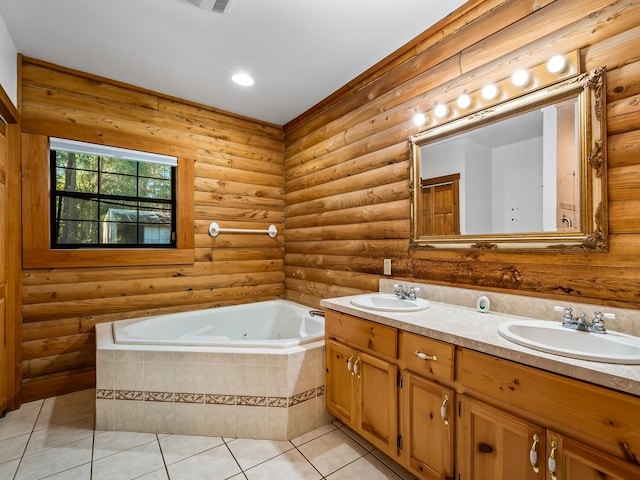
232, 73, 254, 87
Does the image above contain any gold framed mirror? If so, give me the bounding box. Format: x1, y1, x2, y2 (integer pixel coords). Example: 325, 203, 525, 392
409, 67, 607, 251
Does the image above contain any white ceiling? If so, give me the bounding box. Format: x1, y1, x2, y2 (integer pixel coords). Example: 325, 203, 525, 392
0, 0, 468, 125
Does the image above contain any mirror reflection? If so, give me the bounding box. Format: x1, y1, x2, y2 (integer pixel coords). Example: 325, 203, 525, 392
419, 97, 579, 236
410, 67, 607, 251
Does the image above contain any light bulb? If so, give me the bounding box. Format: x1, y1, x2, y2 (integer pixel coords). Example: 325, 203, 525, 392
457, 93, 472, 109
413, 113, 427, 126
511, 69, 530, 87
232, 73, 254, 86
434, 103, 449, 118
547, 55, 566, 74
481, 84, 499, 100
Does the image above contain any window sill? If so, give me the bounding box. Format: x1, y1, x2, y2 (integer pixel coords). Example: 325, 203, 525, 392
23, 248, 195, 269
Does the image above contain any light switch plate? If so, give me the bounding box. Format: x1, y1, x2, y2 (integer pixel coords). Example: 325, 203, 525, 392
383, 258, 392, 275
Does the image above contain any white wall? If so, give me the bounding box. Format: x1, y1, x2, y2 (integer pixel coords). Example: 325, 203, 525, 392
0, 11, 18, 108
492, 137, 543, 233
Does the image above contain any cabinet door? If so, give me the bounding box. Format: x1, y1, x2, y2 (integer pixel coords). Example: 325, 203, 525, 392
458, 396, 545, 480
402, 371, 454, 480
546, 431, 640, 480
356, 350, 398, 457
325, 339, 356, 427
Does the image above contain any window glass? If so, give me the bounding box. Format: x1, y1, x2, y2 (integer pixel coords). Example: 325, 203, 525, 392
50, 139, 177, 248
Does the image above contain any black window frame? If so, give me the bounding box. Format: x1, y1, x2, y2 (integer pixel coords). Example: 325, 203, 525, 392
49, 147, 177, 249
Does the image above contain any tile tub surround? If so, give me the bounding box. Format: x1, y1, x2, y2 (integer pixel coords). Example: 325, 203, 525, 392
95, 323, 331, 440
323, 280, 640, 396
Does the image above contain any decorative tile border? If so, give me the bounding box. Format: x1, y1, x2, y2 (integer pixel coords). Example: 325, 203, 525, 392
98, 385, 323, 409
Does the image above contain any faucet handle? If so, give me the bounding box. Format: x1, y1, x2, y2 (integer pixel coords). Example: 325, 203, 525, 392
555, 306, 574, 327
591, 312, 614, 333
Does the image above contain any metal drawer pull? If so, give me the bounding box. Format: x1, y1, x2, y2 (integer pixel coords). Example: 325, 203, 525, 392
347, 354, 354, 374
529, 434, 540, 473
440, 395, 449, 426
414, 349, 438, 361
353, 358, 361, 378
548, 441, 558, 480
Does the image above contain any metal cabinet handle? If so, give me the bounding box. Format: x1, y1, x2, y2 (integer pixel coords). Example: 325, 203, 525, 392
414, 349, 438, 362
548, 440, 558, 480
347, 354, 354, 374
440, 395, 449, 426
353, 358, 361, 378
529, 433, 540, 473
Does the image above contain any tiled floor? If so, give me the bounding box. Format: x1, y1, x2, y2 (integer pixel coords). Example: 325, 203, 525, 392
0, 389, 418, 479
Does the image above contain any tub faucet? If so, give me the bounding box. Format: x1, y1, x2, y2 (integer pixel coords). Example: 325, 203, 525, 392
394, 284, 419, 300
309, 310, 325, 318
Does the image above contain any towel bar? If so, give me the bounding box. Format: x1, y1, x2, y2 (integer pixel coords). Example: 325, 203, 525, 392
208, 222, 278, 238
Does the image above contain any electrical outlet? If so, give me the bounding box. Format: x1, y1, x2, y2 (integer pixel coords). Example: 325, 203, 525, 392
383, 258, 392, 275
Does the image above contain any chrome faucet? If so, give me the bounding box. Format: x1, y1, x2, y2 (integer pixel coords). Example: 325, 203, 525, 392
554, 306, 614, 334
394, 284, 420, 300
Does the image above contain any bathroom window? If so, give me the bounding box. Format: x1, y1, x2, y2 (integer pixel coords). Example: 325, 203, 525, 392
49, 138, 177, 248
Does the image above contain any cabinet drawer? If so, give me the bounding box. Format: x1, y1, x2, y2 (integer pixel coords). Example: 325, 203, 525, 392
326, 311, 397, 359
399, 331, 454, 382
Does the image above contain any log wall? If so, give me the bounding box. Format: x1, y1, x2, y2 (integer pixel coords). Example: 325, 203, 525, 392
19, 58, 285, 402
283, 0, 640, 310
15, 0, 640, 402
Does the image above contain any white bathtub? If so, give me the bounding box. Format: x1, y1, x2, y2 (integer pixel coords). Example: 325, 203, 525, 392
95, 299, 330, 440
113, 300, 324, 348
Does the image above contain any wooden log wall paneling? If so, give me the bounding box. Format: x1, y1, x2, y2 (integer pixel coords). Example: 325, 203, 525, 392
19, 58, 285, 402
283, 0, 640, 310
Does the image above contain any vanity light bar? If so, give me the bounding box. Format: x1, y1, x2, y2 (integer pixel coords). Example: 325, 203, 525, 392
412, 50, 579, 129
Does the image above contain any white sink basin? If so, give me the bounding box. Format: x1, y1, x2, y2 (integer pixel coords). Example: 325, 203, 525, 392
498, 320, 640, 364
350, 293, 430, 312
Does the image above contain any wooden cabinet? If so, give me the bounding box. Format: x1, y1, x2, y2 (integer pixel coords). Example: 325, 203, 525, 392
458, 396, 640, 480
325, 309, 640, 480
458, 396, 545, 480
546, 431, 640, 480
402, 371, 454, 480
325, 337, 398, 456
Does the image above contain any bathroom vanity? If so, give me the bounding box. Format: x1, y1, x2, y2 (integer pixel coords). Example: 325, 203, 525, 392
321, 290, 640, 480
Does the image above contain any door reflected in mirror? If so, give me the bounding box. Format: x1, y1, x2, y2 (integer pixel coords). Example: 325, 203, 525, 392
410, 67, 607, 251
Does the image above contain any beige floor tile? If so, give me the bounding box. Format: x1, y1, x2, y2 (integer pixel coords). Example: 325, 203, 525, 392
159, 434, 224, 465
0, 432, 29, 463
297, 428, 367, 477
244, 449, 321, 480
167, 444, 241, 480
339, 425, 376, 452
0, 401, 42, 441
15, 436, 93, 480
92, 441, 165, 480
226, 438, 294, 470
136, 468, 170, 479
24, 415, 94, 456
44, 462, 92, 479
34, 397, 95, 431
93, 430, 158, 461
326, 453, 401, 479
290, 422, 337, 447
371, 449, 418, 480
0, 458, 20, 479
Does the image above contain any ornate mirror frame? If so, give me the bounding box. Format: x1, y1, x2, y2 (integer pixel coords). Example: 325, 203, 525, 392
409, 67, 607, 251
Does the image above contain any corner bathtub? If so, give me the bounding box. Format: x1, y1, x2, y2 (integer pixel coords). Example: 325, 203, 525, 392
95, 300, 330, 440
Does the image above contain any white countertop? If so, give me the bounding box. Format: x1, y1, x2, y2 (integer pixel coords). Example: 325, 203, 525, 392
320, 295, 640, 397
